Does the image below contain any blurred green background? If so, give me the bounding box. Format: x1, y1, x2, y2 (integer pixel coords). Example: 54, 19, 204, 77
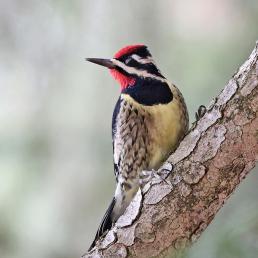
0, 1, 258, 258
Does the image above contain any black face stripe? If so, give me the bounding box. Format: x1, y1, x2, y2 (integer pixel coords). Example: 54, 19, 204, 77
136, 62, 165, 78
115, 63, 165, 80
115, 65, 131, 76
125, 57, 138, 67
115, 57, 165, 79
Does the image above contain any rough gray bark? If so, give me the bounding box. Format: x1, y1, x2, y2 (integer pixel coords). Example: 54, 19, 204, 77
84, 42, 258, 258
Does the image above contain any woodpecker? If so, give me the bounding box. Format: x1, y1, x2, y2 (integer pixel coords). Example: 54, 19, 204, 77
86, 44, 189, 250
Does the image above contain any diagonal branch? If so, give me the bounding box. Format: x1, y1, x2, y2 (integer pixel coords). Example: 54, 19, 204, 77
84, 42, 258, 258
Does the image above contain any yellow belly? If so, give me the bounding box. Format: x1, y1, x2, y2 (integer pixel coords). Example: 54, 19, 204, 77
146, 98, 187, 169
121, 91, 188, 170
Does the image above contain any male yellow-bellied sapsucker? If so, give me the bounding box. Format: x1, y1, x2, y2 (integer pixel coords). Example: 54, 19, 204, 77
86, 44, 189, 250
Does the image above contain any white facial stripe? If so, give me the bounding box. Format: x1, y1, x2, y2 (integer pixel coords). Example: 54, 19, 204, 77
131, 54, 154, 64
112, 59, 165, 82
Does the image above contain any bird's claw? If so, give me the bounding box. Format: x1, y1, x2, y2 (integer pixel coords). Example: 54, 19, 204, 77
139, 162, 174, 191
195, 105, 206, 121
190, 105, 207, 130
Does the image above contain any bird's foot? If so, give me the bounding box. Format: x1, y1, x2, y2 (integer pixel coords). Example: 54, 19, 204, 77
139, 169, 158, 186
190, 105, 207, 130
195, 105, 206, 121
158, 162, 174, 179
140, 162, 174, 192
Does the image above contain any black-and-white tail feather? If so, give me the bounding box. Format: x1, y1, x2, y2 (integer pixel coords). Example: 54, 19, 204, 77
88, 197, 116, 251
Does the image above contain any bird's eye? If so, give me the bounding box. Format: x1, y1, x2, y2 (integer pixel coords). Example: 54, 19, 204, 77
125, 57, 132, 65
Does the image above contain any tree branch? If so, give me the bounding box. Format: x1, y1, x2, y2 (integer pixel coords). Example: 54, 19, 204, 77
84, 42, 258, 258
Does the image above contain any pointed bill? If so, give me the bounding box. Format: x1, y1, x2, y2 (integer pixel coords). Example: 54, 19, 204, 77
86, 58, 116, 69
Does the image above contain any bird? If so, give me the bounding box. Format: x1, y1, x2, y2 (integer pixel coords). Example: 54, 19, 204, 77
86, 44, 189, 250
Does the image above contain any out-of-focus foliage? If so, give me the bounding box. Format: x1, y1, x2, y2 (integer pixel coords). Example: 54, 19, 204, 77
0, 1, 258, 258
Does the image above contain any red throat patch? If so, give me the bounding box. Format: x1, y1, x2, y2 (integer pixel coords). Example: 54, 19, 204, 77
110, 69, 135, 90
110, 44, 144, 90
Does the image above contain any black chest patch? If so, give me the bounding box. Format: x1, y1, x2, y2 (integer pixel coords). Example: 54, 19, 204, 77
122, 79, 173, 106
